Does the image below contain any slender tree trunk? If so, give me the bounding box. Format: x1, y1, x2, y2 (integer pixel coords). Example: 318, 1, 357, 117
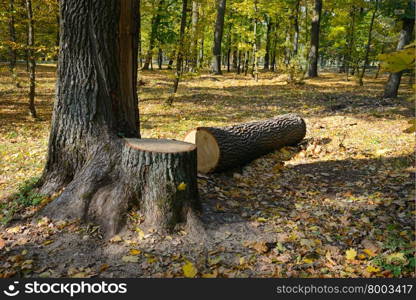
25, 0, 36, 118
138, 0, 142, 68
292, 0, 300, 56
344, 7, 356, 82
252, 6, 258, 80
158, 48, 163, 69
383, 17, 415, 98
143, 0, 164, 70
358, 0, 378, 86
232, 48, 238, 71
190, 1, 199, 72
212, 0, 226, 74
8, 0, 18, 84
307, 0, 322, 77
264, 18, 272, 70
237, 50, 241, 74
167, 0, 188, 105
244, 51, 250, 76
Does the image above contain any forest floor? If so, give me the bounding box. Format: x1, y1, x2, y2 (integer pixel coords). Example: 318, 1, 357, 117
0, 64, 415, 278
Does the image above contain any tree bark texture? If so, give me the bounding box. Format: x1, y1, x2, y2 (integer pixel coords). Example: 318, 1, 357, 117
184, 114, 306, 173
123, 139, 199, 231
25, 0, 36, 118
212, 0, 226, 74
307, 0, 322, 77
39, 0, 145, 236
383, 17, 415, 98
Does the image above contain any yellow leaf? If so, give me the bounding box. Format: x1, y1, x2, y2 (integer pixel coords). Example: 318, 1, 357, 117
182, 261, 198, 278
109, 235, 122, 243
366, 265, 380, 273
345, 248, 357, 260
121, 255, 139, 263
42, 240, 53, 246
129, 249, 141, 255
177, 182, 187, 191
302, 258, 314, 264
136, 228, 145, 240
363, 249, 376, 257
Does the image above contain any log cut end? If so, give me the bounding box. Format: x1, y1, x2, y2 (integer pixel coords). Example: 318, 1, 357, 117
184, 129, 220, 173
125, 138, 196, 153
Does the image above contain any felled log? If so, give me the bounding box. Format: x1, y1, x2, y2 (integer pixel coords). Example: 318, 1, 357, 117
122, 138, 200, 231
184, 114, 306, 173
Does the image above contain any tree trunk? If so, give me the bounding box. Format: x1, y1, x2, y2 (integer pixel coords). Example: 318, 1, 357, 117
39, 0, 137, 236
292, 0, 300, 56
167, 0, 188, 105
212, 0, 226, 74
307, 0, 322, 77
142, 0, 164, 70
358, 0, 378, 86
264, 18, 272, 70
25, 0, 36, 118
190, 1, 199, 72
123, 139, 199, 231
138, 0, 142, 68
184, 114, 306, 173
8, 0, 18, 84
383, 17, 415, 98
158, 48, 163, 69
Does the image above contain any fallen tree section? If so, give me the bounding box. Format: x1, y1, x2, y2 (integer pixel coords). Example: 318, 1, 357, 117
184, 114, 306, 173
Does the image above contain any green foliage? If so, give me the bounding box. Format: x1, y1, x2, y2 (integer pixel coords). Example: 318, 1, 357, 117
378, 45, 415, 73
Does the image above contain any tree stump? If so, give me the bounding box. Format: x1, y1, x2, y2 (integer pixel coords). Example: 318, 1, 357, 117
184, 113, 306, 173
122, 138, 200, 231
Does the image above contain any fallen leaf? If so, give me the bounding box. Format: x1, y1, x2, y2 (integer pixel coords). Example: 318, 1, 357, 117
109, 235, 123, 243
182, 261, 197, 278
129, 249, 141, 255
0, 238, 6, 249
177, 182, 187, 191
122, 255, 139, 263
366, 265, 380, 273
345, 248, 357, 260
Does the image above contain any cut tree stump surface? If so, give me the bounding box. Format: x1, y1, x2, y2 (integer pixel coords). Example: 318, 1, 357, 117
124, 138, 196, 153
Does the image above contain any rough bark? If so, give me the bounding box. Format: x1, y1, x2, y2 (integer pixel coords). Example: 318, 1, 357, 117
184, 114, 306, 173
123, 139, 199, 231
138, 0, 142, 68
39, 0, 143, 237
383, 17, 415, 98
307, 0, 322, 78
25, 0, 36, 118
212, 0, 226, 74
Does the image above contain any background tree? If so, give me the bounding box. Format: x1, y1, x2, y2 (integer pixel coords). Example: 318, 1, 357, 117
307, 0, 322, 77
383, 0, 415, 98
212, 0, 226, 74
